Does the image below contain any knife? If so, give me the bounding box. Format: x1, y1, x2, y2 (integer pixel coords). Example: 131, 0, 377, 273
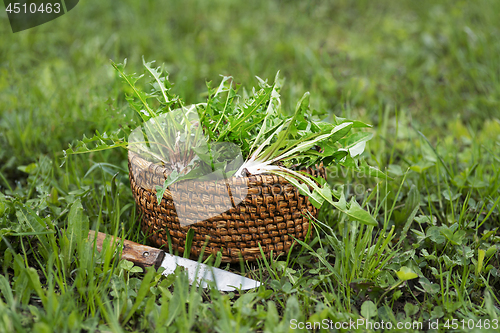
88, 230, 261, 291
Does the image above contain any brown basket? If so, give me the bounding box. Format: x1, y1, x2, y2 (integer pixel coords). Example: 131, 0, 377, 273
128, 150, 326, 263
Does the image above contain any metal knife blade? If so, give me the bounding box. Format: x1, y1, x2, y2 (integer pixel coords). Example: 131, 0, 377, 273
88, 230, 260, 291
159, 251, 260, 291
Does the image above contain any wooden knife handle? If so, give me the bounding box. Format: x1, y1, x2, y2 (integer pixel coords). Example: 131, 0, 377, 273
88, 230, 165, 269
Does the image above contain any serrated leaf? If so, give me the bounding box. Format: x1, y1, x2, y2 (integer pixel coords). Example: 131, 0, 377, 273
64, 130, 127, 157
143, 57, 171, 105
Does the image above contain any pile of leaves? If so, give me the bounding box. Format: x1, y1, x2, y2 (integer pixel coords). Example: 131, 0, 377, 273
67, 58, 382, 225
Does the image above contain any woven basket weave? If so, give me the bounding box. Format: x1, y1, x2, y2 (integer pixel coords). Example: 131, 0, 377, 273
128, 150, 326, 263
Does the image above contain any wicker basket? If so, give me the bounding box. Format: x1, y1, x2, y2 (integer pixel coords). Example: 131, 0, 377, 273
128, 150, 326, 263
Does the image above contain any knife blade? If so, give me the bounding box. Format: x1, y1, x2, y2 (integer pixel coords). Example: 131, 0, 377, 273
88, 230, 260, 291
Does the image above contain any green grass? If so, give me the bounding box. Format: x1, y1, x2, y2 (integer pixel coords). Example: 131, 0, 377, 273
1, 0, 500, 332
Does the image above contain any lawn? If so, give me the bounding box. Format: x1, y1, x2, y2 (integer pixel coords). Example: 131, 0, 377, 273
1, 0, 500, 332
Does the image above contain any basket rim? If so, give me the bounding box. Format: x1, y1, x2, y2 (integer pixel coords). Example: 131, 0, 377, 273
128, 150, 324, 184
